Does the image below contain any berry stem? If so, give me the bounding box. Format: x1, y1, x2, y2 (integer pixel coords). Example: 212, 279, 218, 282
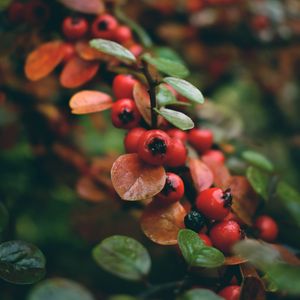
141, 60, 158, 129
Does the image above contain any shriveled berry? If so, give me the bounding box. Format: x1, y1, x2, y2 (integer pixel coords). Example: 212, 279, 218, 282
184, 210, 206, 232
156, 172, 184, 204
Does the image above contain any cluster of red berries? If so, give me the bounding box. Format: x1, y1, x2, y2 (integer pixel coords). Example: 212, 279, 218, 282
7, 0, 50, 25
61, 14, 142, 56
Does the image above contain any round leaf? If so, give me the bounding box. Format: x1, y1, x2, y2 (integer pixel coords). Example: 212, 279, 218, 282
163, 77, 204, 104
28, 278, 95, 300
60, 56, 99, 88
242, 151, 274, 173
69, 90, 113, 115
155, 107, 194, 130
111, 154, 166, 201
90, 39, 136, 64
142, 54, 189, 78
58, 0, 104, 14
141, 201, 186, 245
0, 202, 9, 233
189, 158, 213, 192
0, 240, 46, 284
177, 229, 224, 268
156, 84, 177, 107
177, 288, 223, 300
92, 235, 151, 281
246, 166, 269, 201
75, 41, 105, 61
25, 41, 65, 81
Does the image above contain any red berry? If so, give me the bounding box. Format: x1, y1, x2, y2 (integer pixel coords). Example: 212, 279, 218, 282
25, 0, 50, 24
114, 25, 133, 44
129, 43, 143, 57
138, 130, 171, 165
62, 16, 88, 40
196, 188, 232, 220
209, 220, 242, 254
223, 212, 244, 226
156, 172, 184, 204
111, 99, 141, 129
165, 138, 187, 167
254, 215, 278, 242
112, 74, 137, 100
188, 128, 213, 153
7, 2, 25, 23
251, 15, 269, 31
218, 285, 241, 300
202, 149, 225, 164
198, 233, 212, 246
61, 43, 76, 62
91, 14, 118, 39
124, 127, 146, 153
166, 129, 188, 143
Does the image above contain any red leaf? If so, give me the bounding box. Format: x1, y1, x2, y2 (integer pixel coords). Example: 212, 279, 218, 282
224, 255, 248, 265
229, 176, 259, 226
76, 176, 107, 203
60, 56, 99, 88
58, 0, 104, 14
141, 200, 186, 245
111, 154, 166, 201
189, 158, 213, 192
25, 41, 65, 81
69, 90, 113, 114
75, 41, 105, 61
202, 156, 232, 189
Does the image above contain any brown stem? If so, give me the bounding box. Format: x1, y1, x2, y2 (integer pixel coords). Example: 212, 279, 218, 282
141, 60, 158, 129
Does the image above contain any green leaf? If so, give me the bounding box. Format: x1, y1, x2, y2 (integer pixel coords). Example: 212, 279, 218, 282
156, 85, 190, 108
177, 288, 223, 300
276, 181, 300, 227
0, 240, 46, 284
246, 166, 269, 200
108, 295, 137, 300
153, 47, 185, 64
242, 151, 274, 173
163, 77, 204, 104
0, 202, 9, 233
90, 39, 136, 64
92, 235, 151, 281
154, 107, 194, 130
142, 54, 189, 78
27, 278, 95, 300
233, 239, 300, 296
0, 0, 12, 11
177, 229, 224, 268
114, 6, 152, 48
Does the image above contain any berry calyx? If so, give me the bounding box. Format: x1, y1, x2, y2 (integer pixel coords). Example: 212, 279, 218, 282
165, 138, 187, 168
198, 233, 212, 246
209, 220, 242, 254
254, 215, 278, 242
138, 130, 171, 165
188, 128, 213, 153
218, 285, 241, 300
91, 14, 118, 39
156, 172, 184, 204
112, 74, 137, 100
124, 127, 146, 153
196, 187, 231, 220
111, 99, 141, 129
184, 210, 206, 232
62, 16, 88, 40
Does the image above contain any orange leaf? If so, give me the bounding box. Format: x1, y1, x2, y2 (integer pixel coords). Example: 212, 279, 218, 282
76, 176, 107, 203
189, 158, 213, 192
58, 0, 104, 14
229, 176, 259, 226
69, 90, 113, 114
133, 82, 152, 125
141, 200, 186, 245
111, 154, 166, 201
224, 255, 247, 265
60, 56, 99, 88
202, 155, 232, 189
75, 41, 105, 61
25, 41, 65, 81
